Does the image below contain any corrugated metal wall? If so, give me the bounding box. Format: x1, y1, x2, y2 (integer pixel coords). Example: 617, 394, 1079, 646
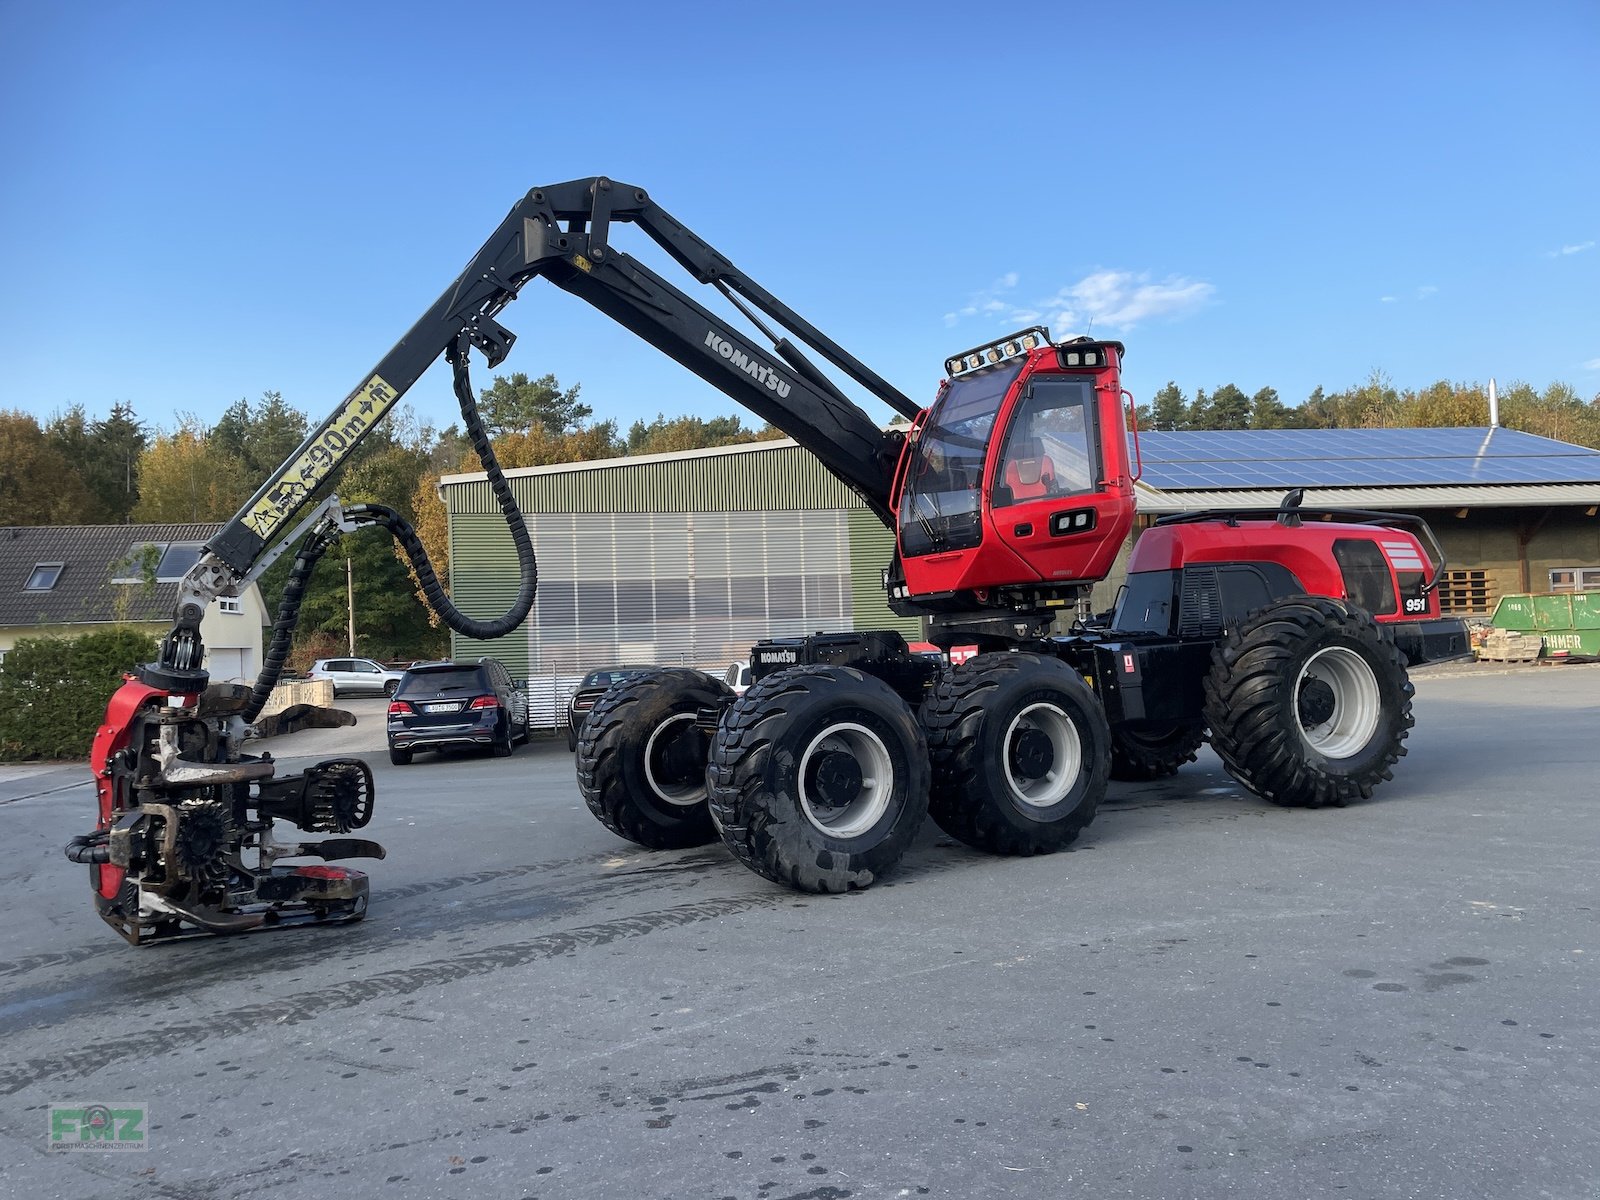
849, 509, 921, 638
446, 443, 919, 727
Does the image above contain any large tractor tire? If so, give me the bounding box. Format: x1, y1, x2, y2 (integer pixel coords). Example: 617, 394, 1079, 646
576, 668, 732, 850
707, 665, 928, 893
1203, 596, 1414, 808
922, 652, 1110, 855
1109, 720, 1206, 782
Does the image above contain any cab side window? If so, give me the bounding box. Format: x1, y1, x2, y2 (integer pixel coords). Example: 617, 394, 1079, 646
993, 378, 1098, 508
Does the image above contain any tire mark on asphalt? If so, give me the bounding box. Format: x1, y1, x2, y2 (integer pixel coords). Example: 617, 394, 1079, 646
0, 845, 711, 983
0, 862, 746, 1038
0, 891, 792, 1096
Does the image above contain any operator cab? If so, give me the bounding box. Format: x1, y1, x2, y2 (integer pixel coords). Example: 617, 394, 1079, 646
890, 327, 1138, 608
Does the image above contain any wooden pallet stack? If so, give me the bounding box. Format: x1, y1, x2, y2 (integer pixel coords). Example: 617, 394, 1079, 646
1437, 569, 1504, 617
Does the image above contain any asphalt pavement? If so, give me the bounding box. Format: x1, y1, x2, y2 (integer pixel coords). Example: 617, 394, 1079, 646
0, 664, 1595, 1199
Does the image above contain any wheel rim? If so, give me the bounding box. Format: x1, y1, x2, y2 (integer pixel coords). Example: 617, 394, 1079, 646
798, 722, 894, 838
1003, 702, 1082, 808
643, 713, 706, 807
1294, 646, 1381, 759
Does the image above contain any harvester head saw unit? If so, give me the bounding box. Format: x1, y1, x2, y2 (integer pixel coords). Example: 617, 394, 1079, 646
70, 678, 382, 946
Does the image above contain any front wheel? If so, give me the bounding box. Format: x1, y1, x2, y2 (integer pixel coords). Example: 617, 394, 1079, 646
923, 653, 1109, 855
1204, 596, 1414, 807
708, 665, 928, 893
577, 668, 732, 850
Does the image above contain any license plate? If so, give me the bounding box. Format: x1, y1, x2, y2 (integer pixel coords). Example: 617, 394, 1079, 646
424, 702, 460, 714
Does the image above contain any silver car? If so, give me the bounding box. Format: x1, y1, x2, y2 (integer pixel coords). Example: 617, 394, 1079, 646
307, 657, 405, 697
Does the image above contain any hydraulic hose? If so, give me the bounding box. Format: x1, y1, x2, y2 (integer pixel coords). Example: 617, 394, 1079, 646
241, 524, 340, 724
65, 832, 110, 864
241, 332, 538, 723
348, 333, 538, 641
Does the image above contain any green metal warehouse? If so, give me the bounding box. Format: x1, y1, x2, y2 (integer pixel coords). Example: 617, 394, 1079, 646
439, 440, 918, 725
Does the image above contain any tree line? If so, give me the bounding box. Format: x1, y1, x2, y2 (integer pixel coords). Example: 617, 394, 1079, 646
1134, 373, 1599, 447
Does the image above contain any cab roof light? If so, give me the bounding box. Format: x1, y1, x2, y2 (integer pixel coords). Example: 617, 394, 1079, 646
945, 325, 1053, 378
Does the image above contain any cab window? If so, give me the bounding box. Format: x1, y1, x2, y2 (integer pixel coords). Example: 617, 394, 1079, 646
993, 377, 1098, 508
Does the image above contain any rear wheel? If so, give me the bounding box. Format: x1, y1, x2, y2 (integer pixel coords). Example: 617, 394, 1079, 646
1204, 596, 1413, 807
923, 653, 1108, 855
1109, 720, 1206, 782
491, 718, 514, 758
383, 680, 398, 698
708, 665, 928, 893
577, 668, 731, 850
388, 747, 412, 766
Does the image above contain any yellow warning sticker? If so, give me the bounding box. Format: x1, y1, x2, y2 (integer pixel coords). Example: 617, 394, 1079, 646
242, 374, 398, 541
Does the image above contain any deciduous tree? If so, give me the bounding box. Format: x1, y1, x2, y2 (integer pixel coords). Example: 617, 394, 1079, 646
132, 421, 250, 522
0, 410, 93, 524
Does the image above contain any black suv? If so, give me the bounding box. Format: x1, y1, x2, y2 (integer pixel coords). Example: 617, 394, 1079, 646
566, 666, 654, 750
387, 659, 530, 765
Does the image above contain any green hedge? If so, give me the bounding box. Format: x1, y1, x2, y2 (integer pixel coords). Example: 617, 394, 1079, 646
0, 628, 160, 761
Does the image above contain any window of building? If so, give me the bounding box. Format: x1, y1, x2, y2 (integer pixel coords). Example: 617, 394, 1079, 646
1549, 567, 1600, 593
155, 543, 205, 580
24, 563, 64, 591
218, 597, 243, 614
112, 542, 207, 584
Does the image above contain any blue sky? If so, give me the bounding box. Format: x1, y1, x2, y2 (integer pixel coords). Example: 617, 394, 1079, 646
1, 1, 1595, 441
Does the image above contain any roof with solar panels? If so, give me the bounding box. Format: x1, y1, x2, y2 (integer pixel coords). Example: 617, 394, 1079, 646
1132, 426, 1600, 513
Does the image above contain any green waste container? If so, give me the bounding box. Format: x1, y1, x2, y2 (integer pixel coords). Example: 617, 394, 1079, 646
1490, 592, 1600, 657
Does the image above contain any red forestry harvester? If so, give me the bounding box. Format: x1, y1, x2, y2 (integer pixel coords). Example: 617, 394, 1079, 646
69, 178, 1467, 942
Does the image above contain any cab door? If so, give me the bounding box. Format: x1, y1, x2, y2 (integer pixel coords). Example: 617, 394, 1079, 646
987, 374, 1112, 585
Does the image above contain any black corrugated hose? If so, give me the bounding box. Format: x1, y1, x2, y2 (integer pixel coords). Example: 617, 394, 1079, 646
241, 333, 538, 725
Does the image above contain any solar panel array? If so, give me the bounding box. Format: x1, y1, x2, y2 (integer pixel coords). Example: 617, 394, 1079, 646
1134, 427, 1600, 490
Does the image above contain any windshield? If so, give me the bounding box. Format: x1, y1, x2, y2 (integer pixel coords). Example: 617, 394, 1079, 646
899, 363, 1023, 556
398, 668, 482, 695
581, 669, 644, 689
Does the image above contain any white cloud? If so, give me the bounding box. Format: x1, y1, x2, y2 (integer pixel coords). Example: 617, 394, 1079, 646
1582, 357, 1600, 371
943, 273, 1021, 327
1546, 240, 1594, 258
945, 268, 1214, 335
1380, 286, 1438, 304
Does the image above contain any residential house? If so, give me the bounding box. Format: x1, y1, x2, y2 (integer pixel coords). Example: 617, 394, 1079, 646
0, 524, 266, 681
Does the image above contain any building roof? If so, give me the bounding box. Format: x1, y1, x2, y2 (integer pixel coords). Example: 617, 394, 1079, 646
0, 524, 220, 627
439, 437, 803, 486
1134, 482, 1600, 515
1136, 427, 1600, 490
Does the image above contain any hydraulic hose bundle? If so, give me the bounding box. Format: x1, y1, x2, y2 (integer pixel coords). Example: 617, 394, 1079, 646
240, 332, 538, 724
